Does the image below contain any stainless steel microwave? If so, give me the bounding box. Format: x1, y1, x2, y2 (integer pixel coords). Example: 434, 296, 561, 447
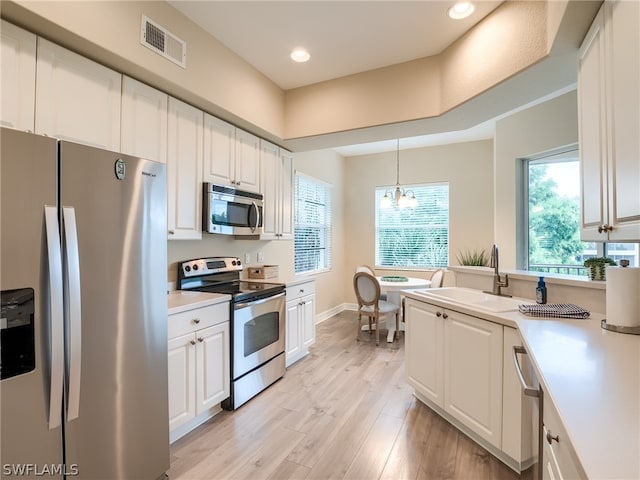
203, 183, 264, 235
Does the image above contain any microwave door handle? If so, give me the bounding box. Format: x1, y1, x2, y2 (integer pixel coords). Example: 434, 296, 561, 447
250, 201, 260, 233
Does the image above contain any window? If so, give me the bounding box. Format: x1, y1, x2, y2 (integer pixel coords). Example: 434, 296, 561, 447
294, 173, 332, 274
375, 183, 449, 268
524, 149, 639, 275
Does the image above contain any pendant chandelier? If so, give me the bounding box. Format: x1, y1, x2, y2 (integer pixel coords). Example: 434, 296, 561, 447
380, 139, 418, 209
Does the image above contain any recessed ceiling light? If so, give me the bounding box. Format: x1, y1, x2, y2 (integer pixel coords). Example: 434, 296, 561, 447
448, 2, 475, 19
290, 48, 310, 63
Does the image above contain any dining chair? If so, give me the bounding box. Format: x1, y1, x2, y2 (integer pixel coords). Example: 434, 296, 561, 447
355, 265, 387, 300
353, 271, 400, 345
430, 268, 445, 288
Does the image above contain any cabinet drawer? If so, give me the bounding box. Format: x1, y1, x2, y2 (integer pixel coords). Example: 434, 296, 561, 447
543, 399, 585, 478
168, 302, 229, 339
286, 281, 315, 301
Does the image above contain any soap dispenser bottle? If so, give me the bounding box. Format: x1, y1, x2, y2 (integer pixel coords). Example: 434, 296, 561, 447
536, 277, 547, 304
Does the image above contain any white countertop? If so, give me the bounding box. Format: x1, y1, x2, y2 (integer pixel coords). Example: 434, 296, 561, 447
168, 291, 231, 315
403, 289, 640, 479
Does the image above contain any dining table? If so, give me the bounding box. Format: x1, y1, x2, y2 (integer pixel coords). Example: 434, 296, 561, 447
376, 275, 431, 342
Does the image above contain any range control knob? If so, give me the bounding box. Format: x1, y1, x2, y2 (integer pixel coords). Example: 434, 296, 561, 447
237, 260, 242, 266
184, 266, 191, 272
192, 264, 199, 271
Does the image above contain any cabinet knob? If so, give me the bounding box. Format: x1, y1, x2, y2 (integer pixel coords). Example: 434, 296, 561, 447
546, 430, 559, 444
168, 230, 175, 235
197, 337, 204, 343
598, 224, 614, 233
190, 339, 196, 346
193, 318, 201, 324
442, 312, 448, 319
436, 311, 442, 317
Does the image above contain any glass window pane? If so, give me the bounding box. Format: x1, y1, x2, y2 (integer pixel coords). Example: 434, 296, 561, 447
375, 183, 449, 268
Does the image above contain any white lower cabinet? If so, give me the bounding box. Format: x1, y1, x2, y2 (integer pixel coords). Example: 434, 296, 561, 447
405, 298, 532, 471
168, 302, 230, 442
542, 395, 585, 480
405, 300, 444, 407
285, 281, 316, 367
444, 309, 503, 449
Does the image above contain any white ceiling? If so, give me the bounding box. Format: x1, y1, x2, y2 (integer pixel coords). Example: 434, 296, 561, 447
168, 1, 503, 91
167, 1, 575, 156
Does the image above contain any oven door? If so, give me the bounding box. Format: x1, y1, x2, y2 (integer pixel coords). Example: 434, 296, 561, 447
232, 292, 285, 379
204, 189, 263, 235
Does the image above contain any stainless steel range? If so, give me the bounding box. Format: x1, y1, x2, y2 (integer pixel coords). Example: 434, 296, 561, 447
177, 257, 286, 410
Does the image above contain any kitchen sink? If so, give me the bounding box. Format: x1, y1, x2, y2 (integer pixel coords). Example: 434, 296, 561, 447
411, 287, 524, 312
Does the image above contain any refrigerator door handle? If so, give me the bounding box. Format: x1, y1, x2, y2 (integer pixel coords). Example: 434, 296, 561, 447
44, 205, 64, 429
63, 206, 82, 421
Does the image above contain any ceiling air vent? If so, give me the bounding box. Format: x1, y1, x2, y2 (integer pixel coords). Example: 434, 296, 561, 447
141, 15, 186, 68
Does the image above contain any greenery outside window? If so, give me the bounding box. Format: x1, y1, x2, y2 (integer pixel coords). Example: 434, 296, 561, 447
375, 183, 449, 268
294, 173, 332, 274
524, 149, 639, 275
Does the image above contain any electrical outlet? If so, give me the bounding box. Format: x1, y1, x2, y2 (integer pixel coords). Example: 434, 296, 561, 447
257, 251, 265, 263
244, 253, 251, 264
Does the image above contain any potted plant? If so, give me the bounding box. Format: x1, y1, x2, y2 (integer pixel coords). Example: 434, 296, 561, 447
456, 248, 489, 266
583, 257, 617, 281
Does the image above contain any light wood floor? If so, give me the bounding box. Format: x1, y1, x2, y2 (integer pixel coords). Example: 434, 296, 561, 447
169, 311, 526, 480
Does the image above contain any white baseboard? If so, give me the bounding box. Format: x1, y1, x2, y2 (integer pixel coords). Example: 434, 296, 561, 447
315, 303, 358, 324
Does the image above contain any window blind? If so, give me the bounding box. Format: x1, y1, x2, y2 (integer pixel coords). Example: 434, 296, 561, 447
295, 173, 332, 274
375, 183, 449, 268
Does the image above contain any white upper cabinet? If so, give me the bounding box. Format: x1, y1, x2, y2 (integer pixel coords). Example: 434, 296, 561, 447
121, 76, 168, 164
234, 129, 261, 193
203, 115, 260, 194
203, 114, 236, 186
167, 97, 203, 240
260, 141, 293, 240
35, 38, 121, 151
1, 20, 36, 131
579, 0, 640, 241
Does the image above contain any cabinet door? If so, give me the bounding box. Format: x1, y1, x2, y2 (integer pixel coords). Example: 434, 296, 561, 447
404, 299, 444, 407
195, 323, 230, 413
167, 97, 203, 240
444, 310, 503, 448
279, 149, 294, 240
285, 299, 301, 367
235, 129, 261, 193
578, 8, 607, 241
121, 76, 168, 164
168, 333, 197, 432
35, 38, 121, 151
203, 114, 236, 187
301, 294, 316, 349
606, 0, 640, 241
1, 20, 36, 131
260, 140, 280, 239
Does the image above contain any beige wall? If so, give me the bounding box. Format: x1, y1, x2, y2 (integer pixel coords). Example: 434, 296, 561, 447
343, 140, 494, 302
494, 90, 579, 269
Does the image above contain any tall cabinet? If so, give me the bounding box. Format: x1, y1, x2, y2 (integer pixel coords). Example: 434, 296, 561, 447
167, 98, 203, 240
578, 0, 640, 241
260, 140, 294, 240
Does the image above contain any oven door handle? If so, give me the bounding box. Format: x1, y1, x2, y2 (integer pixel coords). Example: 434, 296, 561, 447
234, 291, 285, 310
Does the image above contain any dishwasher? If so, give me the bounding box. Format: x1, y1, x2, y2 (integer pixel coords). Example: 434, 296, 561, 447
513, 345, 543, 480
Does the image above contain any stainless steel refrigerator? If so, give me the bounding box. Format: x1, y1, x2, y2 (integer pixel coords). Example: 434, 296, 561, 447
0, 127, 169, 479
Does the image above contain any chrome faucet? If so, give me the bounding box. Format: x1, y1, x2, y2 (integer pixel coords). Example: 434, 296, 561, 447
485, 244, 510, 297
